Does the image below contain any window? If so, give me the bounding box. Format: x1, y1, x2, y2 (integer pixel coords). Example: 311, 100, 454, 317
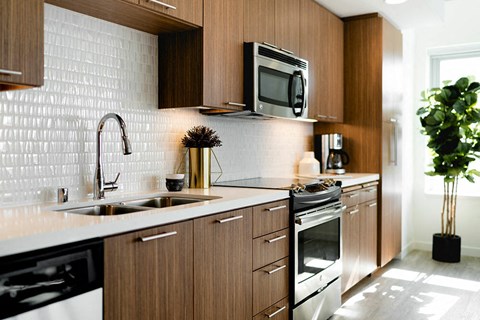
425, 50, 480, 196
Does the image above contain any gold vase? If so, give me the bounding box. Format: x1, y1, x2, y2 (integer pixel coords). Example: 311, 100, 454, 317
188, 148, 211, 188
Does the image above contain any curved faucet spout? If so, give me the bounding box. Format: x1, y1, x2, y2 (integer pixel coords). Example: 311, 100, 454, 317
94, 113, 132, 200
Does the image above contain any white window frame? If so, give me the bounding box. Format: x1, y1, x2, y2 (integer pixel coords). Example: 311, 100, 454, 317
425, 47, 480, 197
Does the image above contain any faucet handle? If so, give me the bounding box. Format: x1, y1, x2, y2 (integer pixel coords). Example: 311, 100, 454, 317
104, 172, 120, 192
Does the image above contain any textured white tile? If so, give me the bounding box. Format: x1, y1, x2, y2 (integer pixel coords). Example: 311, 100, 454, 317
0, 4, 313, 206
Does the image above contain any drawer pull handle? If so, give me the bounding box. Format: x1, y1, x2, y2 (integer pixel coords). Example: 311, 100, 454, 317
317, 114, 328, 119
217, 215, 244, 224
140, 231, 177, 242
0, 68, 22, 76
266, 205, 287, 212
266, 264, 287, 275
266, 235, 287, 243
226, 102, 246, 107
266, 305, 287, 318
328, 115, 338, 119
368, 203, 377, 207
349, 209, 359, 215
148, 0, 177, 10
347, 194, 359, 198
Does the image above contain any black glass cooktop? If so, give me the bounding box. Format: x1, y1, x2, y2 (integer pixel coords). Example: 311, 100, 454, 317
214, 177, 321, 190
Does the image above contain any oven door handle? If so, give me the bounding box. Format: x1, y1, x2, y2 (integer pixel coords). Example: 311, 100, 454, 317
295, 205, 346, 226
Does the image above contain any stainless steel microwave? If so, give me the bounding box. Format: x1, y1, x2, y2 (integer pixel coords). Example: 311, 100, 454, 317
243, 42, 309, 120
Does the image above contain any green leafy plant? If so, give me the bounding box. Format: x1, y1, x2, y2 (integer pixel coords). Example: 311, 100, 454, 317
181, 125, 222, 148
417, 77, 480, 237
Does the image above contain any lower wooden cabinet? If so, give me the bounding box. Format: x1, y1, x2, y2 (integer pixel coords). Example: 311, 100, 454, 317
341, 184, 378, 293
104, 220, 194, 320
194, 208, 253, 320
253, 297, 289, 320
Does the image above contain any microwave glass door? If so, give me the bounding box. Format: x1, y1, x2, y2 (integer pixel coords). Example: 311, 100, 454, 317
297, 217, 340, 284
258, 66, 291, 108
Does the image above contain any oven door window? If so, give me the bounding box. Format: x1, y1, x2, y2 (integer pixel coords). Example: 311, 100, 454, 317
258, 66, 290, 108
297, 217, 340, 284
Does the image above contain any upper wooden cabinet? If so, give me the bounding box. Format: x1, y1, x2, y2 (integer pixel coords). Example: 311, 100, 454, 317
0, 0, 44, 91
299, 0, 344, 122
159, 0, 245, 110
244, 0, 299, 55
136, 0, 203, 26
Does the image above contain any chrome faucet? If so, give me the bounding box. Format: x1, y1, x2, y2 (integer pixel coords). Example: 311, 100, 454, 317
93, 113, 132, 200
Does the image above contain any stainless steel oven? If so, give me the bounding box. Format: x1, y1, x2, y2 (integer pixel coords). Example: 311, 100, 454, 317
293, 199, 344, 320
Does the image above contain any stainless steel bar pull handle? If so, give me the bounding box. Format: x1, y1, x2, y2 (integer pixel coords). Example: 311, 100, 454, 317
140, 231, 177, 242
348, 193, 359, 198
0, 68, 22, 76
217, 215, 244, 224
266, 306, 286, 318
266, 235, 287, 243
349, 209, 359, 215
266, 264, 286, 275
148, 0, 177, 9
317, 114, 328, 119
226, 102, 246, 107
368, 202, 377, 208
266, 205, 287, 212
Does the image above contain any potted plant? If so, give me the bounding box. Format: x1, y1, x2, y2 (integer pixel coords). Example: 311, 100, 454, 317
417, 76, 480, 262
181, 125, 222, 188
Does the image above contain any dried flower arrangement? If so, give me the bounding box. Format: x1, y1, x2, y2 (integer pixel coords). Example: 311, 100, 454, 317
181, 125, 222, 148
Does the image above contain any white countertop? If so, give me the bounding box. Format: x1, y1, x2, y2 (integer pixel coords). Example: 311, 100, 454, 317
0, 173, 379, 258
0, 187, 289, 257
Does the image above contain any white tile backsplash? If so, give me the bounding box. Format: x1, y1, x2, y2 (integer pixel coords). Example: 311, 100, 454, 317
0, 5, 312, 206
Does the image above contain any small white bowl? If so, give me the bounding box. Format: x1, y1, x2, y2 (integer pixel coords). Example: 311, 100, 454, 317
166, 174, 185, 180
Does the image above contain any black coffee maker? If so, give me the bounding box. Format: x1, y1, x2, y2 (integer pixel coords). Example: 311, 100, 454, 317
314, 133, 350, 174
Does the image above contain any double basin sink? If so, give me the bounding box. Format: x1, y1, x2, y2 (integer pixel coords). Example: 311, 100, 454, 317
56, 195, 219, 216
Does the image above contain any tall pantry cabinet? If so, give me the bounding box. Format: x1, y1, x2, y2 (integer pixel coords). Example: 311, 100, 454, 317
314, 13, 403, 267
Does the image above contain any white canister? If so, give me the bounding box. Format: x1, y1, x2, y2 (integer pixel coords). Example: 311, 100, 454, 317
298, 151, 320, 176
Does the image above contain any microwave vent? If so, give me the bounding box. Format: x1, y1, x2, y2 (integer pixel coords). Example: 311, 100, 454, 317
258, 46, 307, 69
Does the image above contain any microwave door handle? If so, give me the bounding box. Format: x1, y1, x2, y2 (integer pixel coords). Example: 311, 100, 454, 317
289, 71, 305, 117
298, 70, 306, 117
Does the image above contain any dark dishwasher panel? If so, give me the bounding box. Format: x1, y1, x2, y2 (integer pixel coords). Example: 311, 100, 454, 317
0, 239, 103, 320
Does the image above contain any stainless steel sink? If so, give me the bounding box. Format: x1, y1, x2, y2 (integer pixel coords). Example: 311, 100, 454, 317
121, 196, 204, 208
64, 204, 150, 216
56, 195, 218, 216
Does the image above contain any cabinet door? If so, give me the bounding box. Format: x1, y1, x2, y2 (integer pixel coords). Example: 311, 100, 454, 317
341, 206, 360, 293
0, 0, 43, 90
359, 200, 378, 278
138, 0, 203, 26
203, 0, 245, 110
275, 0, 299, 54
244, 0, 275, 44
194, 208, 253, 320
300, 1, 343, 122
104, 221, 193, 320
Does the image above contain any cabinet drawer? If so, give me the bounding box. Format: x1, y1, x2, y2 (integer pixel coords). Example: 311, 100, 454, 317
253, 229, 289, 270
341, 190, 360, 208
253, 200, 289, 238
360, 186, 377, 203
253, 257, 289, 315
253, 297, 289, 320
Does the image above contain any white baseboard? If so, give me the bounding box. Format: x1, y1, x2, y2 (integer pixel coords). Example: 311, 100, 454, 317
411, 241, 480, 258
400, 241, 416, 259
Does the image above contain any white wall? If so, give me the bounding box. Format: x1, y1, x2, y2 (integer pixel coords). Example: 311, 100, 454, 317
0, 5, 312, 206
406, 0, 480, 257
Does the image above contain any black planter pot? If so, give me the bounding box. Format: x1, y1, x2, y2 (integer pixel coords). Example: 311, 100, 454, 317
432, 233, 461, 263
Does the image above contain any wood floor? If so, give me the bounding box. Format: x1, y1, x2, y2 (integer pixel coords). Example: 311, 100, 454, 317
331, 250, 480, 320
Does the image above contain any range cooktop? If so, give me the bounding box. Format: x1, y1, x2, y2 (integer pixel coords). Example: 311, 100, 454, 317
214, 177, 320, 190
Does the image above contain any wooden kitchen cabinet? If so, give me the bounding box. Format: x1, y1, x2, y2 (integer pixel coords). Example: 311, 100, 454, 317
299, 0, 344, 122
244, 0, 299, 55
104, 221, 193, 320
0, 0, 43, 91
159, 0, 245, 110
315, 14, 402, 267
341, 184, 378, 293
137, 0, 203, 26
194, 207, 253, 320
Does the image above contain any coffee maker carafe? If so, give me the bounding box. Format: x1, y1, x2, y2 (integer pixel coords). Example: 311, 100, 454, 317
326, 133, 349, 174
